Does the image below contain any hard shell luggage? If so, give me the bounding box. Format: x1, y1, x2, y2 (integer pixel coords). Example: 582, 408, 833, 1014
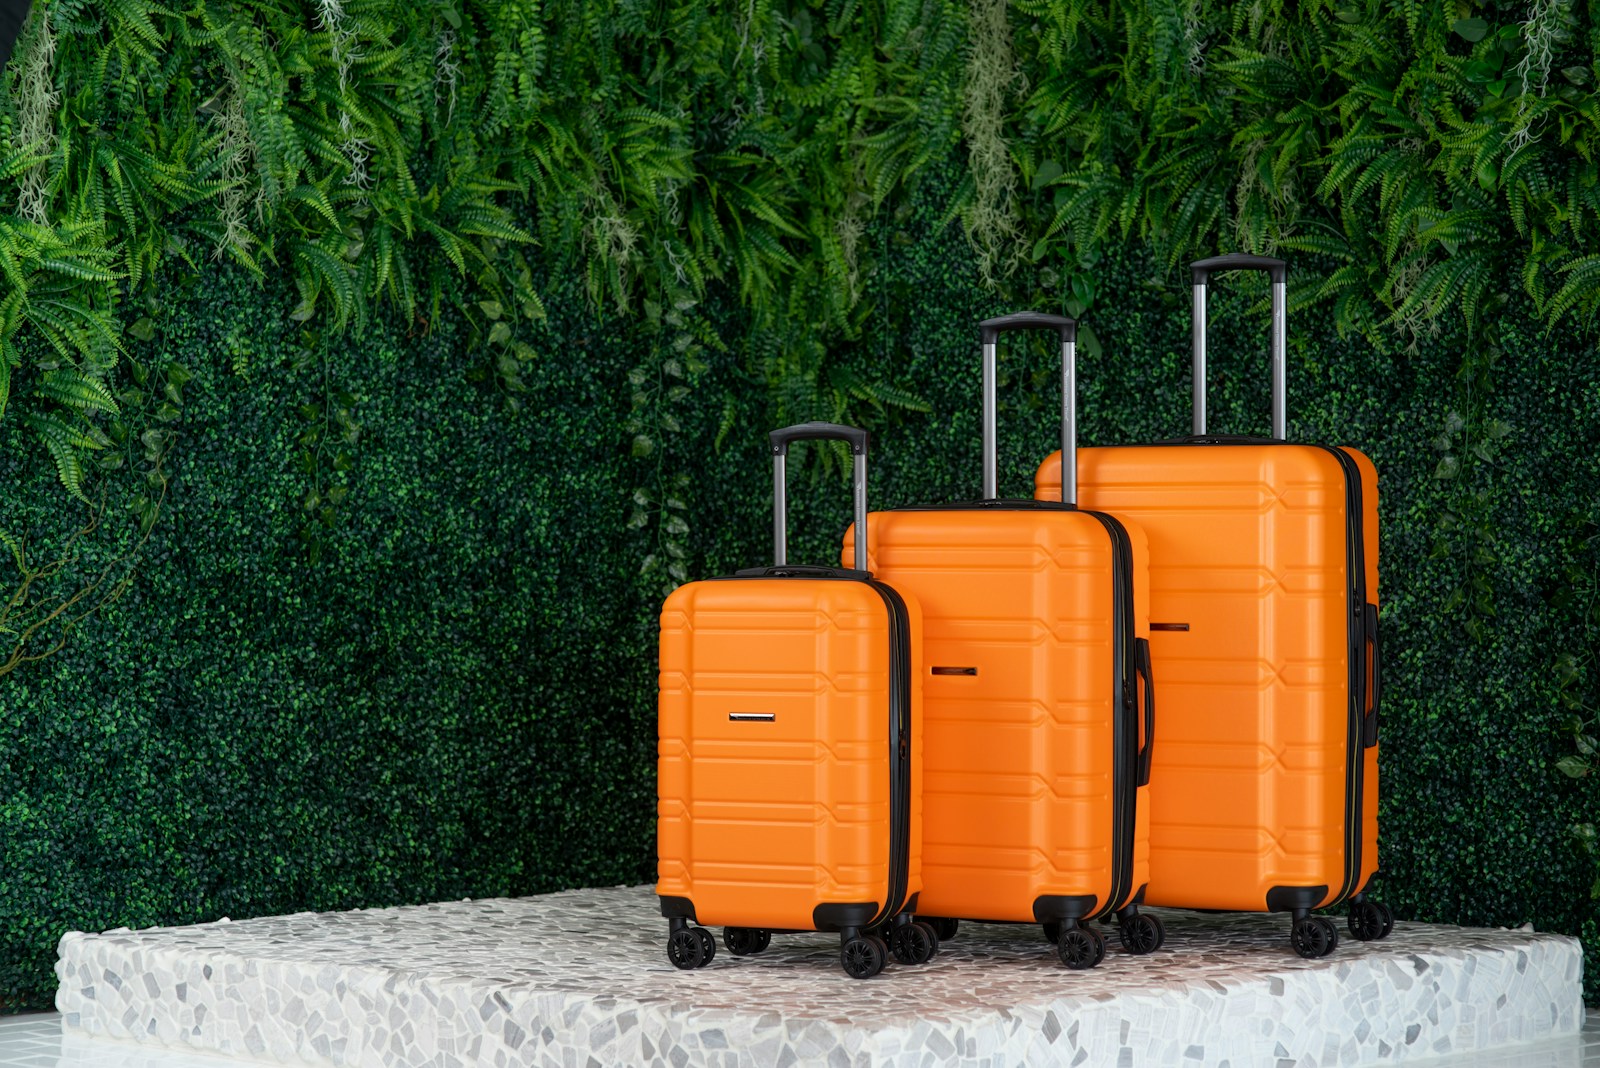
844, 313, 1160, 969
1034, 254, 1389, 958
657, 422, 931, 980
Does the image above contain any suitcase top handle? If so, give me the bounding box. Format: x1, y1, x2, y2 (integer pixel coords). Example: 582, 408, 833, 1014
977, 311, 1079, 505
767, 422, 870, 572
1190, 254, 1289, 440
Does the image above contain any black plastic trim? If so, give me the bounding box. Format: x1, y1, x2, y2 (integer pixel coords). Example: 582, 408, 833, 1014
769, 422, 868, 457
1191, 253, 1288, 285
1363, 601, 1380, 748
659, 896, 697, 921
1032, 894, 1097, 923
980, 310, 1077, 346
1086, 511, 1140, 920
1135, 636, 1155, 787
812, 902, 880, 931
1265, 884, 1328, 913
1320, 445, 1368, 907
867, 577, 916, 930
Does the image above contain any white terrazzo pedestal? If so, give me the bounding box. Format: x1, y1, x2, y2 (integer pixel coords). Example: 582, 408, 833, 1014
56, 885, 1584, 1068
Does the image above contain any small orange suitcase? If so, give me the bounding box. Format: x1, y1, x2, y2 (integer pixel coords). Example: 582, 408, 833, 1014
845, 313, 1160, 969
1035, 254, 1389, 958
657, 422, 930, 980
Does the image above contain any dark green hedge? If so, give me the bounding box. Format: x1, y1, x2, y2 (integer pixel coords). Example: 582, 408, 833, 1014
2, 170, 1597, 1009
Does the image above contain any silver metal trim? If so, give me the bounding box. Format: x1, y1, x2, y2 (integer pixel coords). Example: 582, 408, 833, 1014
728, 712, 776, 722
982, 340, 998, 499
1270, 278, 1287, 440
1060, 338, 1076, 505
773, 452, 787, 566
1192, 282, 1207, 436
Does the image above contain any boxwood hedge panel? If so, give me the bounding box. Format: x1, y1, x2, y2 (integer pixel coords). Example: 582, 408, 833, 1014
1, 176, 1596, 1008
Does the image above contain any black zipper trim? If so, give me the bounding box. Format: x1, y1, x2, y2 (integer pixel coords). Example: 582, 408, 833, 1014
866, 579, 914, 928
1085, 511, 1138, 920
709, 566, 914, 927
884, 498, 1138, 921
1316, 445, 1367, 906
1094, 441, 1368, 907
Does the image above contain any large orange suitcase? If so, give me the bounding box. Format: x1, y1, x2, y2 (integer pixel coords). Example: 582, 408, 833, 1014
1035, 254, 1390, 958
844, 313, 1160, 970
657, 422, 930, 980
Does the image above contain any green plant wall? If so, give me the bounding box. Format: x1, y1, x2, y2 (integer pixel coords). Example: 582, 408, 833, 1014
2, 0, 1598, 1014
2, 169, 1597, 1010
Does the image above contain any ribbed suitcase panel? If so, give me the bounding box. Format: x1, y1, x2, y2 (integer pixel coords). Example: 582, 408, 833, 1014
847, 511, 1145, 923
657, 578, 902, 931
1038, 444, 1379, 912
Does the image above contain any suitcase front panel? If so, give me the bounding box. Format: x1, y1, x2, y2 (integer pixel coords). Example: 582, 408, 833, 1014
846, 509, 1148, 924
1037, 444, 1376, 912
657, 577, 910, 931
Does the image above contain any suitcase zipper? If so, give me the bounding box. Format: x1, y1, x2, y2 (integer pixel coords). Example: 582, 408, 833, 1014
866, 579, 915, 929
1317, 446, 1369, 906
1085, 511, 1139, 920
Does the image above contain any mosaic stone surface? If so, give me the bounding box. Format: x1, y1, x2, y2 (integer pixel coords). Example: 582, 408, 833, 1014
56, 885, 1583, 1067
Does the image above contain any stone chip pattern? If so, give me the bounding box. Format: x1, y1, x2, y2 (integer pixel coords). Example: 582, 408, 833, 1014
56, 885, 1583, 1067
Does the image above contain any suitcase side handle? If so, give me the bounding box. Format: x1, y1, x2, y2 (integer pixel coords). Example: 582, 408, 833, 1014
977, 312, 1079, 504
768, 422, 870, 571
1362, 602, 1380, 748
1135, 636, 1155, 786
1190, 254, 1288, 440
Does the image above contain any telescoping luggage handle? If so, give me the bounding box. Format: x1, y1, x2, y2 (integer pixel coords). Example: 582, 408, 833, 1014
769, 422, 870, 572
1191, 253, 1288, 440
979, 311, 1078, 504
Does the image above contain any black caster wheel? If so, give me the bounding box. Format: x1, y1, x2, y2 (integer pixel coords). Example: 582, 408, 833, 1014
1291, 916, 1339, 959
890, 921, 939, 965
1056, 925, 1105, 970
1374, 900, 1395, 939
1347, 901, 1386, 941
668, 927, 709, 969
724, 927, 771, 956
1117, 913, 1164, 955
841, 933, 887, 979
919, 916, 959, 941
1042, 920, 1061, 945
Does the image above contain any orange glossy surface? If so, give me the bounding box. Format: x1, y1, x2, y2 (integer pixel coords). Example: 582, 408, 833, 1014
844, 511, 1150, 923
657, 577, 922, 931
1036, 445, 1380, 912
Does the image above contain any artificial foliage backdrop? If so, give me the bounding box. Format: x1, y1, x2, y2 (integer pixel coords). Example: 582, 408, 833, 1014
1, 0, 1598, 1013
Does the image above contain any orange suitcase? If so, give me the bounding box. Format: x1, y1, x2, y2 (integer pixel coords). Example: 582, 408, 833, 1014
844, 313, 1160, 970
657, 422, 930, 980
1035, 254, 1389, 958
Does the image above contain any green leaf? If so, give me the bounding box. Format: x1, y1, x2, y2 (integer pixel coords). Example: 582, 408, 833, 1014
129, 317, 157, 342
1452, 18, 1489, 42
1555, 755, 1591, 778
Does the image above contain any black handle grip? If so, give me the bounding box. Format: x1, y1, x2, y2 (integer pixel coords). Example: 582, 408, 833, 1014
1362, 603, 1380, 748
769, 421, 869, 457
1136, 637, 1155, 787
979, 311, 1076, 346
1191, 253, 1287, 285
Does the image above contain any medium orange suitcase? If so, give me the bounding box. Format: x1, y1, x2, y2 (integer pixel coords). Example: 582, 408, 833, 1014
844, 313, 1160, 969
657, 422, 930, 980
1035, 254, 1389, 958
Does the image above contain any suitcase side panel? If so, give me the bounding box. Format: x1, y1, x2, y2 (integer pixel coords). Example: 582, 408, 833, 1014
1038, 445, 1356, 912
657, 577, 903, 930
846, 510, 1140, 923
